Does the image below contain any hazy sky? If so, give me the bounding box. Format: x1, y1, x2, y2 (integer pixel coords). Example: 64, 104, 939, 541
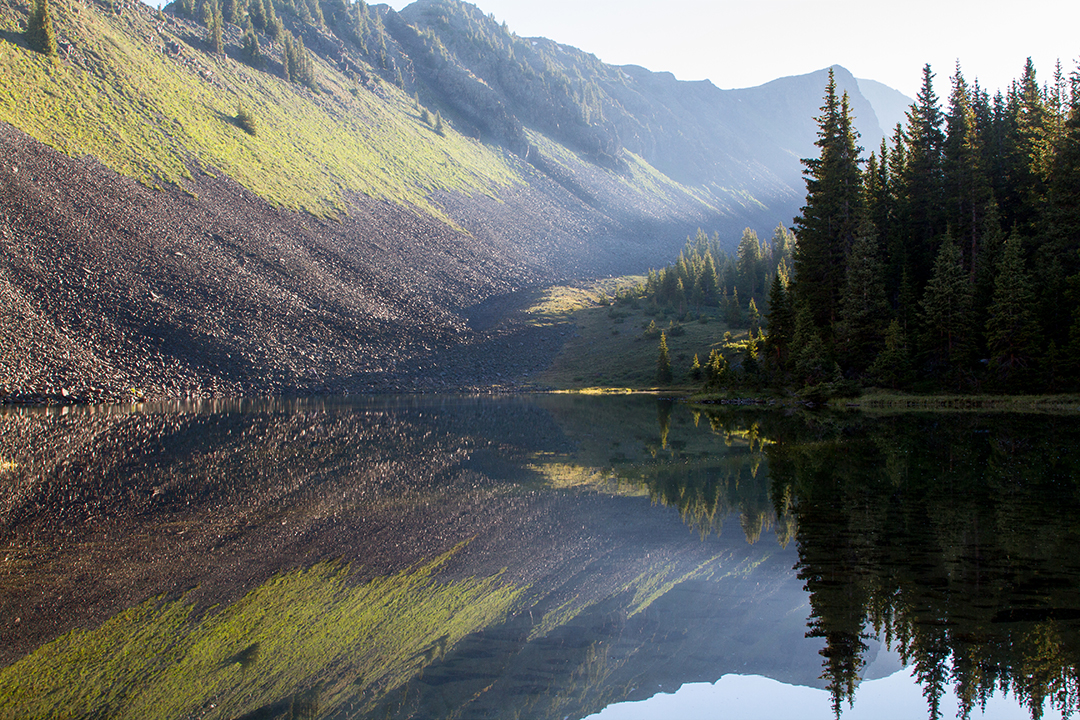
386, 0, 1079, 99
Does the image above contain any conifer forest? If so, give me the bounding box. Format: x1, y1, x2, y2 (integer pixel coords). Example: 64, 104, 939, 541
641, 61, 1080, 396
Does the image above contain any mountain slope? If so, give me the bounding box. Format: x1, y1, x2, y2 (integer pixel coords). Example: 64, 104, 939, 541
0, 0, 909, 400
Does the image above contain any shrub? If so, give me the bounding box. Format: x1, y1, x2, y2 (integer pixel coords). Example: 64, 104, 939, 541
235, 104, 257, 135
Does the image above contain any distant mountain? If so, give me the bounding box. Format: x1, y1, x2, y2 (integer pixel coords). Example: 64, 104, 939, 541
0, 0, 911, 400
857, 77, 915, 138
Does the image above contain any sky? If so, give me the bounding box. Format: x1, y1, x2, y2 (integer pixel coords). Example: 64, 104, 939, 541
385, 0, 1079, 99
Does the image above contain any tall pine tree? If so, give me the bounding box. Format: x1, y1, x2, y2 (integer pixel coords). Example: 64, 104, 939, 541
918, 237, 974, 388
985, 233, 1041, 389
900, 64, 946, 290
792, 69, 864, 333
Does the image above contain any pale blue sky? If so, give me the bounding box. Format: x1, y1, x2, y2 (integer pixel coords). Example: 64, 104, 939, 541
387, 0, 1079, 99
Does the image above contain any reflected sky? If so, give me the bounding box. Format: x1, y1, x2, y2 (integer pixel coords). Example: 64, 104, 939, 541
590, 665, 1065, 720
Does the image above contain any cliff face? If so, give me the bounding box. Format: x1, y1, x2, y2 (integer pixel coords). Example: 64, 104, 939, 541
0, 0, 905, 400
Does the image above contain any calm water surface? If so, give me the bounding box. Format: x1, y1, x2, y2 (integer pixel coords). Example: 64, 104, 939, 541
1, 395, 1078, 719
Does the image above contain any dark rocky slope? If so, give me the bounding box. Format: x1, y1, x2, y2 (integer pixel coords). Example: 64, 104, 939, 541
0, 0, 908, 402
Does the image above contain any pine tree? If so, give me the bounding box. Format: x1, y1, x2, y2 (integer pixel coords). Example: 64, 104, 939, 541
985, 233, 1041, 389
792, 303, 829, 386
918, 237, 974, 388
704, 349, 728, 390
26, 0, 58, 57
737, 228, 763, 297
943, 63, 992, 276
792, 70, 864, 332
867, 319, 912, 388
241, 18, 262, 66
900, 64, 947, 292
764, 271, 794, 370
746, 297, 761, 334
210, 2, 224, 55
433, 110, 444, 135
656, 332, 673, 385
836, 230, 890, 375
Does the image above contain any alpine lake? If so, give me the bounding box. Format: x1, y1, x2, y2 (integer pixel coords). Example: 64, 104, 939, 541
2, 393, 1080, 720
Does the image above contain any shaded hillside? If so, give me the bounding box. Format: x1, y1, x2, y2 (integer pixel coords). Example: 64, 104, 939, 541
0, 0, 908, 400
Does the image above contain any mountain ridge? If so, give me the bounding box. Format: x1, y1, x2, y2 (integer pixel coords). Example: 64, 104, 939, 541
0, 0, 911, 400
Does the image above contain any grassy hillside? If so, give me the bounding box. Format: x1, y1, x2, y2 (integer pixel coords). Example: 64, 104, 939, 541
0, 0, 519, 218
521, 278, 750, 390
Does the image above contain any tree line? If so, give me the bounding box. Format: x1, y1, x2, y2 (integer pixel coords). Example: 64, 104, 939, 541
780, 61, 1080, 393
643, 60, 1080, 395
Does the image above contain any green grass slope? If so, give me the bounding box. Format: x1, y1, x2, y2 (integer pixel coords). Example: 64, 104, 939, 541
0, 0, 519, 218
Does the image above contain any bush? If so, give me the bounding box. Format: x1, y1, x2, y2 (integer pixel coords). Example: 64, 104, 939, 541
235, 104, 257, 135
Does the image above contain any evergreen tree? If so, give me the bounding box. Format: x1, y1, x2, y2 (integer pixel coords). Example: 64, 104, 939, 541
1042, 61, 1080, 317
689, 353, 702, 382
942, 63, 992, 276
985, 233, 1041, 389
792, 70, 864, 332
433, 110, 444, 135
791, 303, 830, 386
241, 18, 262, 66
764, 271, 794, 370
25, 0, 58, 57
704, 349, 728, 390
737, 228, 764, 297
867, 319, 912, 388
769, 223, 795, 277
210, 1, 224, 55
836, 230, 890, 375
746, 297, 761, 334
656, 332, 673, 385
900, 64, 947, 289
918, 237, 975, 388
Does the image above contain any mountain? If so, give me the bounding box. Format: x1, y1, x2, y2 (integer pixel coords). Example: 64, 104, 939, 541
857, 76, 914, 138
0, 0, 911, 401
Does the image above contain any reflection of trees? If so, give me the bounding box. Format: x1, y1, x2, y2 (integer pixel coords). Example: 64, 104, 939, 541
762, 412, 1080, 720
641, 406, 790, 544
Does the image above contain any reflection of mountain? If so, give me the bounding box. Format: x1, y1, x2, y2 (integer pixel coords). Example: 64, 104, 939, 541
0, 397, 814, 719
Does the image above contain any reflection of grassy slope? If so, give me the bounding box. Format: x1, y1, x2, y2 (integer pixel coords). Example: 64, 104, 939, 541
0, 3, 518, 218
0, 553, 523, 720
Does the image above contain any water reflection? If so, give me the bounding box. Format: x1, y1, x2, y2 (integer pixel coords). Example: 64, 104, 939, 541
1, 397, 1079, 719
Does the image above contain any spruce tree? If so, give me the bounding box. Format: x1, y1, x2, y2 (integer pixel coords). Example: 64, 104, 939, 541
836, 230, 890, 375
792, 70, 864, 332
791, 303, 829, 386
985, 234, 1041, 389
656, 332, 673, 385
737, 228, 763, 297
763, 271, 794, 370
26, 0, 58, 57
918, 237, 974, 388
943, 63, 992, 276
867, 319, 912, 388
900, 64, 947, 289
241, 18, 262, 66
210, 2, 224, 55
746, 297, 761, 334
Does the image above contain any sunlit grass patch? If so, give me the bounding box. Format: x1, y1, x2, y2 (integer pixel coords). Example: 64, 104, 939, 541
525, 277, 737, 391
0, 2, 521, 219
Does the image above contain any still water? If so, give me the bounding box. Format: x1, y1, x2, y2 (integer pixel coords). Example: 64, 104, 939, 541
1, 395, 1078, 719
